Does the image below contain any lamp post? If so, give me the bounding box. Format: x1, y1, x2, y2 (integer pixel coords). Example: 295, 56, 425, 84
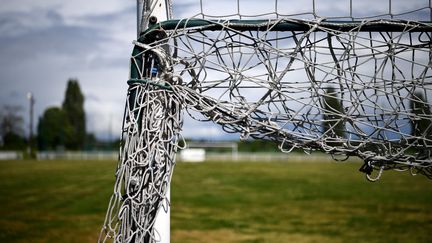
27, 92, 35, 158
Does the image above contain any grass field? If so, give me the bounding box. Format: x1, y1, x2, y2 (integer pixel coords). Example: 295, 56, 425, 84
0, 159, 431, 243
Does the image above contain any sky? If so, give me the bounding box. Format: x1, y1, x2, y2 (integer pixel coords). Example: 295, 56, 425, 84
0, 0, 430, 141
0, 1, 136, 140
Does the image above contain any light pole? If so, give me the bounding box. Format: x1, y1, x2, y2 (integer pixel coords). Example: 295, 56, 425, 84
27, 92, 35, 158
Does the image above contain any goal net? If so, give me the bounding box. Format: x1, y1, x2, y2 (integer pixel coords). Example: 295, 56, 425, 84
100, 0, 432, 242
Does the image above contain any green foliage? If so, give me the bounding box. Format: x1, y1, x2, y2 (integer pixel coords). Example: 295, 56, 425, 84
62, 79, 86, 150
83, 133, 121, 151
410, 91, 432, 140
2, 132, 26, 150
37, 107, 73, 150
0, 105, 26, 150
37, 79, 87, 151
322, 87, 345, 144
238, 140, 279, 152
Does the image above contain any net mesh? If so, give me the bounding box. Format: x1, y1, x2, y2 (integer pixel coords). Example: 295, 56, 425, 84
100, 1, 432, 242
99, 82, 183, 242
149, 18, 432, 177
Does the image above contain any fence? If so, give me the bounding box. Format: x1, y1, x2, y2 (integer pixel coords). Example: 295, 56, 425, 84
1, 150, 357, 163
0, 151, 23, 160
180, 152, 358, 163
37, 151, 118, 160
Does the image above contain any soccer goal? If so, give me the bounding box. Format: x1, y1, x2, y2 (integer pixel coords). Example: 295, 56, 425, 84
99, 0, 432, 242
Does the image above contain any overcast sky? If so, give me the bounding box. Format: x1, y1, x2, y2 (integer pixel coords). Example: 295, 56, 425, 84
0, 1, 134, 140
0, 0, 231, 141
0, 0, 430, 141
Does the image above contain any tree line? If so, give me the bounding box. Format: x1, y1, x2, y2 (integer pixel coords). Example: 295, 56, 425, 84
321, 87, 432, 147
37, 79, 86, 150
1, 83, 431, 153
0, 79, 116, 153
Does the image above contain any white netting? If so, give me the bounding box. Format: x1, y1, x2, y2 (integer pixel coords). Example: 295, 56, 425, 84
136, 18, 432, 176
101, 1, 432, 242
99, 82, 183, 242
172, 0, 432, 21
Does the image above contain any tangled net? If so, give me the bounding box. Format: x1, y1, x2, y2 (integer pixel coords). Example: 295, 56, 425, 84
99, 82, 183, 242
100, 1, 432, 242
133, 18, 432, 178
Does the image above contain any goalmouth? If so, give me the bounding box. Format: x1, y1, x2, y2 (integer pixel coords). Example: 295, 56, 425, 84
99, 1, 432, 242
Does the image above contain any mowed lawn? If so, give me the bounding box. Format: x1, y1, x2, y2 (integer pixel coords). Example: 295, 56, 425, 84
0, 159, 431, 243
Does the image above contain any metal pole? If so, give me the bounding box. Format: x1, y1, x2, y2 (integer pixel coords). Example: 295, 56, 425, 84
27, 92, 34, 158
154, 186, 170, 243
137, 0, 144, 37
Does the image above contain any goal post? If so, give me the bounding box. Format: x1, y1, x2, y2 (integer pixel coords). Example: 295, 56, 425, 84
99, 1, 177, 242
100, 1, 432, 242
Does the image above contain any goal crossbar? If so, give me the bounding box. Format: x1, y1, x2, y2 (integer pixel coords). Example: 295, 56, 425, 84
140, 19, 432, 36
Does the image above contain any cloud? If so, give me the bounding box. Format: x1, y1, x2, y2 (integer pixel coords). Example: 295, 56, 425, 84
0, 1, 136, 141
0, 10, 63, 37
0, 0, 134, 19
1, 0, 430, 142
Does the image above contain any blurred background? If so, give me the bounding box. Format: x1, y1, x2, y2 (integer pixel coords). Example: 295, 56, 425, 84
0, 0, 241, 158
1, 0, 432, 155
0, 0, 431, 242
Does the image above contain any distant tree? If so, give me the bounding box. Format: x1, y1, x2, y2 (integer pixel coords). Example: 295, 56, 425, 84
322, 87, 345, 144
62, 79, 86, 150
37, 107, 72, 150
238, 140, 279, 152
410, 91, 432, 141
84, 133, 97, 150
0, 105, 26, 150
0, 105, 24, 137
2, 133, 27, 150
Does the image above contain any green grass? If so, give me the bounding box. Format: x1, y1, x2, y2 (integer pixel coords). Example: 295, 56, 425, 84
0, 160, 116, 243
0, 159, 431, 242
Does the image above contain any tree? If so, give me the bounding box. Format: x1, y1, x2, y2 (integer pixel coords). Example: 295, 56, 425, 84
62, 79, 86, 150
37, 107, 73, 150
0, 105, 26, 150
410, 91, 432, 142
322, 87, 345, 144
